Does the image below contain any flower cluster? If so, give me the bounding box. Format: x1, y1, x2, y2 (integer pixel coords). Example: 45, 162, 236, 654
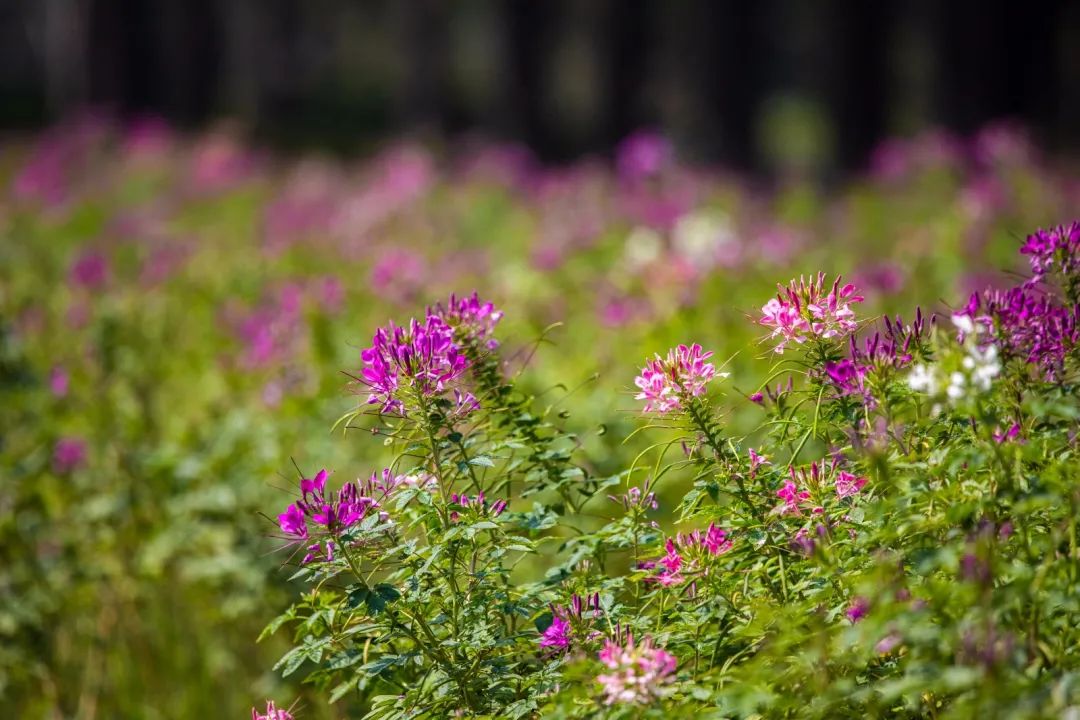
774, 461, 867, 516
959, 287, 1079, 380
251, 700, 294, 720
359, 315, 470, 415
278, 468, 400, 563
644, 523, 732, 586
429, 291, 505, 349
538, 593, 603, 652
596, 633, 677, 705
634, 343, 722, 414
760, 274, 864, 353
1020, 222, 1080, 288
823, 310, 932, 404
908, 315, 1002, 403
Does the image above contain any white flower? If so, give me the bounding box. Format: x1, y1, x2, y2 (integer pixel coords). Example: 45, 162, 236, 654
907, 363, 937, 394
951, 313, 976, 335
672, 211, 737, 266
624, 227, 663, 269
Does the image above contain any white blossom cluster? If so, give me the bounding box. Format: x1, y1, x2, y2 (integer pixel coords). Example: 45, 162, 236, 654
907, 314, 1001, 408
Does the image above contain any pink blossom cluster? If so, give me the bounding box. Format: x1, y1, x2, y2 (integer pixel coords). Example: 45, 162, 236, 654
359, 315, 470, 416
760, 273, 864, 353
774, 462, 867, 516
538, 593, 602, 651
634, 343, 720, 414
429, 291, 505, 350
644, 523, 732, 587
251, 700, 294, 720
596, 633, 677, 705
278, 468, 402, 564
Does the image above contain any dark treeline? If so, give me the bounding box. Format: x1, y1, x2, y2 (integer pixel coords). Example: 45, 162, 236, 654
0, 0, 1076, 172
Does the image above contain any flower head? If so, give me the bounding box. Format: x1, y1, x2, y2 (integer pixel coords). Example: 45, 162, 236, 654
359, 315, 471, 416
634, 343, 723, 414
429, 292, 504, 349
760, 274, 864, 352
846, 597, 870, 623
251, 700, 294, 720
596, 633, 677, 705
1020, 222, 1080, 286
538, 594, 602, 652
277, 468, 395, 563
835, 471, 868, 499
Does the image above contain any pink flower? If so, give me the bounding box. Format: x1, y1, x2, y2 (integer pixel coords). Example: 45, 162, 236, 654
69, 251, 110, 291
539, 614, 571, 650
646, 524, 731, 585
846, 597, 870, 623
251, 700, 294, 720
634, 343, 723, 414
429, 292, 504, 349
776, 480, 810, 516
760, 274, 864, 353
993, 423, 1022, 444
835, 471, 868, 499
49, 366, 69, 397
596, 633, 677, 705
748, 448, 770, 477
53, 436, 87, 474
875, 632, 902, 655
278, 468, 393, 563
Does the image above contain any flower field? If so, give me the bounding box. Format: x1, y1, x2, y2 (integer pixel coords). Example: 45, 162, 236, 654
3, 116, 1080, 718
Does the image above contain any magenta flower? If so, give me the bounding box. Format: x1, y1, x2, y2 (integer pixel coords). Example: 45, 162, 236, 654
278, 503, 308, 541
53, 436, 87, 474
49, 366, 69, 397
429, 292, 504, 349
596, 633, 677, 705
748, 448, 770, 477
359, 315, 471, 416
616, 130, 672, 183
538, 593, 601, 652
634, 343, 723, 414
1020, 222, 1080, 285
776, 479, 811, 516
539, 614, 571, 651
760, 274, 864, 352
835, 471, 868, 499
846, 597, 870, 623
277, 468, 392, 563
993, 423, 1022, 444
251, 700, 294, 720
69, 251, 110, 291
646, 523, 732, 586
960, 285, 1078, 381
608, 484, 659, 512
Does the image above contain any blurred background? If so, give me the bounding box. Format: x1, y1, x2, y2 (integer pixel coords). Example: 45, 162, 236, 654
1, 0, 1078, 172
2, 2, 1080, 719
